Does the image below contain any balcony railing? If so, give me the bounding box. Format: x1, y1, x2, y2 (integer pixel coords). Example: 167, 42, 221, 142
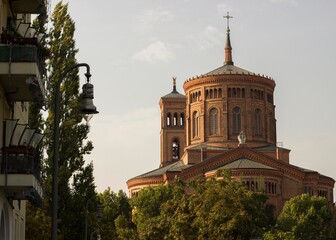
0, 32, 47, 76
0, 32, 47, 106
9, 0, 50, 16
0, 119, 44, 207
0, 148, 41, 180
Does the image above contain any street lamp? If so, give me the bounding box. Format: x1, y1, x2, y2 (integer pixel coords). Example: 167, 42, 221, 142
51, 63, 98, 240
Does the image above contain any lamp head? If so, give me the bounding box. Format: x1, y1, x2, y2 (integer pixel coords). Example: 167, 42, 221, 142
80, 82, 99, 115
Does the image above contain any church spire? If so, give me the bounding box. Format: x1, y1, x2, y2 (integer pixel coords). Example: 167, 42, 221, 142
172, 77, 177, 93
223, 12, 234, 66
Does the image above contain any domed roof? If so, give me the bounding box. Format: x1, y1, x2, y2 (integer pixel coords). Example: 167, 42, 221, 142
205, 64, 253, 76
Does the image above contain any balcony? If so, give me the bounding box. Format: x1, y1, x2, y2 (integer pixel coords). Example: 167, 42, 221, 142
9, 0, 49, 16
0, 120, 44, 207
0, 33, 46, 107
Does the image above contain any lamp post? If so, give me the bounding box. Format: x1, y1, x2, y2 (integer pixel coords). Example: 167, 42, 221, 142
51, 63, 98, 240
84, 195, 98, 240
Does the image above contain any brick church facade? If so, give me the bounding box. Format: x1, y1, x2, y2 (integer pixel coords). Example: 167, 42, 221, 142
127, 20, 334, 215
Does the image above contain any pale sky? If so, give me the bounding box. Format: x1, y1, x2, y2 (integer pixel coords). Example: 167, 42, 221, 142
49, 0, 336, 196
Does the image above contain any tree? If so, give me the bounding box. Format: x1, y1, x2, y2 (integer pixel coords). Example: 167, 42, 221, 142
129, 171, 272, 239
158, 179, 195, 240
43, 2, 96, 239
264, 194, 336, 240
96, 188, 134, 239
131, 185, 173, 239
189, 171, 271, 240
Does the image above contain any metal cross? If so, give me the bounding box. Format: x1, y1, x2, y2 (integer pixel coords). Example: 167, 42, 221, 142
223, 12, 233, 29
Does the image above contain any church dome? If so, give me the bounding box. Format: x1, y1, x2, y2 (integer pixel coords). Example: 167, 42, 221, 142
205, 64, 253, 76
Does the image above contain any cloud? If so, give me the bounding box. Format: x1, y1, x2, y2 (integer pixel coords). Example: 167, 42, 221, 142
135, 9, 176, 33
132, 41, 174, 62
194, 25, 223, 50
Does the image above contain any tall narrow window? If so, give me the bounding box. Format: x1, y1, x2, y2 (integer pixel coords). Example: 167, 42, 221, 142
232, 107, 241, 134
253, 108, 262, 135
180, 113, 184, 126
167, 113, 172, 126
173, 113, 178, 126
192, 111, 199, 138
172, 141, 179, 160
214, 89, 218, 98
209, 108, 218, 135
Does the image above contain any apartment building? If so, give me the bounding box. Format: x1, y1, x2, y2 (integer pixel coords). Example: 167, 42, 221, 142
0, 0, 48, 239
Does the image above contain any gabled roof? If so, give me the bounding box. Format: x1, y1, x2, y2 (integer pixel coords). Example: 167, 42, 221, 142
131, 160, 192, 179
216, 158, 276, 170
128, 147, 334, 186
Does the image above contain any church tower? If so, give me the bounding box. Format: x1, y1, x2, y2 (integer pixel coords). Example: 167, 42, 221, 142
183, 13, 276, 150
159, 78, 186, 166
127, 14, 334, 214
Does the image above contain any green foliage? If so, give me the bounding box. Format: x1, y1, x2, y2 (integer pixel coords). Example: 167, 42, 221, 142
129, 172, 272, 240
96, 188, 134, 239
26, 202, 51, 240
189, 171, 270, 240
264, 194, 336, 240
131, 185, 173, 239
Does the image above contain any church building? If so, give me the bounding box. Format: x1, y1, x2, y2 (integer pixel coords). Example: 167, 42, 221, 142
127, 15, 334, 215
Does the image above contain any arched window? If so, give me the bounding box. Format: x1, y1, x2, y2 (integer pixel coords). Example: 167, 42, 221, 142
180, 113, 184, 126
253, 108, 262, 135
192, 111, 199, 138
172, 140, 179, 160
209, 108, 218, 135
232, 107, 241, 134
166, 113, 172, 126
173, 113, 178, 126
214, 89, 218, 98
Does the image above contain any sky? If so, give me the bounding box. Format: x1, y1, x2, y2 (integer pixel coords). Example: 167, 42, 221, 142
48, 0, 336, 196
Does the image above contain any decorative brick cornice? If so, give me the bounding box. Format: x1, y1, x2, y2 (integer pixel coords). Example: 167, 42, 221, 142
183, 74, 276, 92
127, 176, 165, 188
